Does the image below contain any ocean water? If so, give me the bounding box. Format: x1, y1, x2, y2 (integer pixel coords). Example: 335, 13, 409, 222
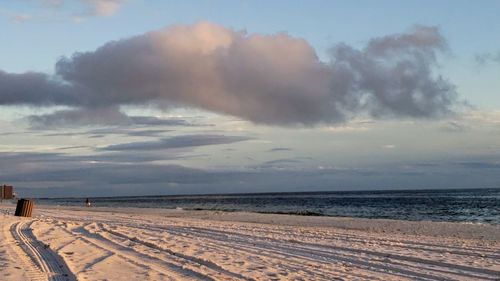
35, 188, 500, 224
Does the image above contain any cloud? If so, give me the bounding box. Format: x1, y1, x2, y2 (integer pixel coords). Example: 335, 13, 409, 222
9, 13, 32, 23
0, 151, 206, 177
38, 0, 126, 17
28, 106, 129, 128
1, 0, 125, 22
3, 151, 500, 197
124, 129, 168, 137
381, 144, 396, 149
260, 159, 301, 169
84, 127, 171, 137
83, 0, 124, 17
28, 109, 209, 128
0, 8, 31, 23
458, 162, 500, 169
129, 116, 207, 127
253, 157, 316, 170
100, 134, 252, 151
39, 0, 65, 7
0, 151, 256, 196
0, 70, 77, 106
265, 159, 300, 165
268, 147, 292, 152
1, 22, 459, 126
7, 162, 209, 185
439, 121, 468, 133
475, 51, 500, 64
56, 145, 89, 150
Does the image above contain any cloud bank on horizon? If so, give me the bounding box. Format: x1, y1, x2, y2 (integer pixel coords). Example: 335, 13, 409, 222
0, 22, 459, 126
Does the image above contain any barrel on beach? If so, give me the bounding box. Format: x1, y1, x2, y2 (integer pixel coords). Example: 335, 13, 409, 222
15, 199, 34, 217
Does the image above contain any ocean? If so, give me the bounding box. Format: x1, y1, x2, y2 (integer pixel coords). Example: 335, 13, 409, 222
35, 188, 500, 224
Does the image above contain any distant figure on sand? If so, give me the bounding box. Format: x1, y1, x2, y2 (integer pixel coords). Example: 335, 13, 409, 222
85, 198, 91, 207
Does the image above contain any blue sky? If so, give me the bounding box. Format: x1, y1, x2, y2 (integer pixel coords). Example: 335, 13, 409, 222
0, 0, 499, 197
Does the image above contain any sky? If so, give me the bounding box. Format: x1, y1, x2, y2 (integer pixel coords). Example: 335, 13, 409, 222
1, 0, 500, 197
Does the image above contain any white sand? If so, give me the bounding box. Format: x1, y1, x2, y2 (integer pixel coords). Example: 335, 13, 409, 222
1, 203, 499, 281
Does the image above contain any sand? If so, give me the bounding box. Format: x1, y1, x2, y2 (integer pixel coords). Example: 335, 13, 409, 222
0, 203, 499, 281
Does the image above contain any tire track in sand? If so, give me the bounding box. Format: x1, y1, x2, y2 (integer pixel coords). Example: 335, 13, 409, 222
92, 222, 253, 281
10, 220, 76, 281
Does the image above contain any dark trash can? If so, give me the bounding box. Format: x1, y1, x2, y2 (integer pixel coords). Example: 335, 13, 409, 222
15, 199, 34, 217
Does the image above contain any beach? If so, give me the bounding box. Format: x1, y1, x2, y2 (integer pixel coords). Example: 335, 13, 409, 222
1, 204, 499, 281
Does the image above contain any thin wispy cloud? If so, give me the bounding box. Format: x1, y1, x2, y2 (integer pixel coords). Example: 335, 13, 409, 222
475, 51, 500, 64
268, 147, 292, 152
1, 0, 126, 22
82, 0, 125, 17
0, 8, 31, 23
28, 106, 130, 128
381, 144, 396, 149
129, 116, 210, 127
41, 0, 126, 17
27, 109, 209, 129
439, 121, 469, 133
458, 162, 500, 169
125, 129, 169, 137
9, 13, 32, 23
100, 134, 253, 151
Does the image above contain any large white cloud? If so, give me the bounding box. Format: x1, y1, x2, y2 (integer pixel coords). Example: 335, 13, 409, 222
0, 22, 458, 126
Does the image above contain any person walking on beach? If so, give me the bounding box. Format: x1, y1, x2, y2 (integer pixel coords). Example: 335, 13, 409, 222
85, 198, 91, 207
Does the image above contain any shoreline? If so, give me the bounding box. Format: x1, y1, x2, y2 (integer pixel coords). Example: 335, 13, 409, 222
27, 204, 500, 241
30, 187, 500, 227
5, 200, 498, 225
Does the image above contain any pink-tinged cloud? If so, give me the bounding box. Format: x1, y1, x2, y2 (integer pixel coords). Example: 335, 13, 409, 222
0, 22, 459, 126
